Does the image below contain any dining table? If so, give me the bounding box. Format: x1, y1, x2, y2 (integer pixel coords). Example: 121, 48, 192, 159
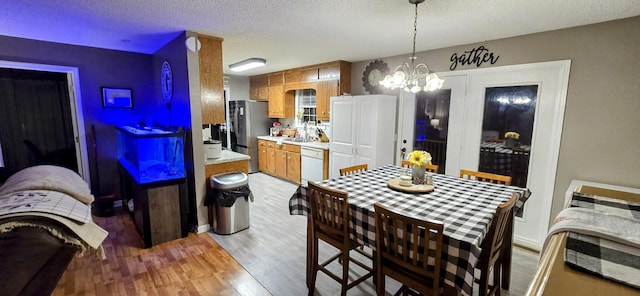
289, 165, 531, 296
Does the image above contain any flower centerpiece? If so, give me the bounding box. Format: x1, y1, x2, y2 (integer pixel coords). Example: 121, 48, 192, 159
407, 150, 432, 185
504, 131, 520, 148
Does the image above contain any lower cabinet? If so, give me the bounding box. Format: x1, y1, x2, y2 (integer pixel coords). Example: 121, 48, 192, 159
258, 139, 301, 184
258, 140, 268, 172
286, 149, 301, 183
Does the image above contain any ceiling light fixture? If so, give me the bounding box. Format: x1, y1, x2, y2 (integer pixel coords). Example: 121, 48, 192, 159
380, 0, 444, 93
229, 58, 267, 72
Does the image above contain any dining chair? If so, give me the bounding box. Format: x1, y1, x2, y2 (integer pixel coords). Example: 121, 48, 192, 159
510, 148, 530, 188
374, 202, 444, 296
339, 164, 368, 176
401, 160, 439, 173
307, 181, 373, 296
459, 169, 511, 186
476, 193, 517, 296
478, 146, 498, 174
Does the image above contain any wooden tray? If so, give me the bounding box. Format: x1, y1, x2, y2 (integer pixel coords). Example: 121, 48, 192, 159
387, 178, 435, 193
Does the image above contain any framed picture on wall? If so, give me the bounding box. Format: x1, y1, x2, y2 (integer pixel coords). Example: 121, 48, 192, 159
101, 87, 133, 108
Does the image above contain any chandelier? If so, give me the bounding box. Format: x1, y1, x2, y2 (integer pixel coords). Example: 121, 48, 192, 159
380, 0, 444, 93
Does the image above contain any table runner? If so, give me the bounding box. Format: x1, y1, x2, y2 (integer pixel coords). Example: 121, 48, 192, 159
289, 165, 530, 296
565, 192, 640, 289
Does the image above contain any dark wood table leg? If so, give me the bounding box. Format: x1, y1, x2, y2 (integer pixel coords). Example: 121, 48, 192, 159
501, 210, 514, 290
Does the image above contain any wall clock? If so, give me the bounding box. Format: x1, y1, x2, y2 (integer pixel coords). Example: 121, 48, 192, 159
161, 61, 173, 103
362, 59, 389, 94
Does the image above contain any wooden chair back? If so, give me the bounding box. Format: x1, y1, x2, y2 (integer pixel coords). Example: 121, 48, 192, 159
374, 202, 444, 296
401, 160, 439, 173
459, 169, 511, 186
307, 181, 349, 247
477, 193, 517, 296
339, 164, 368, 176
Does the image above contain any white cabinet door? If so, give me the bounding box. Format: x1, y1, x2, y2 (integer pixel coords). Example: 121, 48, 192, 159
330, 95, 398, 178
329, 98, 356, 178
354, 97, 377, 166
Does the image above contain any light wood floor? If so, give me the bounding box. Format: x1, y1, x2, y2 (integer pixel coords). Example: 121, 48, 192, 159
54, 172, 540, 295
210, 172, 541, 296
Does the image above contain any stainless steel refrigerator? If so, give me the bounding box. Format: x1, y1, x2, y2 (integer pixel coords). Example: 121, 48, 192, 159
228, 100, 271, 173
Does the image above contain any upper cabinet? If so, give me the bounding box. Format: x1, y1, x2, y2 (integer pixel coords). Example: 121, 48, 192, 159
284, 67, 318, 84
250, 60, 351, 119
315, 79, 338, 122
249, 75, 269, 101
199, 35, 225, 124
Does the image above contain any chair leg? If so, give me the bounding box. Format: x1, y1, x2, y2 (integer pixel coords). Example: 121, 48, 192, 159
479, 264, 489, 296
341, 250, 349, 296
376, 267, 385, 296
493, 261, 502, 296
308, 238, 318, 296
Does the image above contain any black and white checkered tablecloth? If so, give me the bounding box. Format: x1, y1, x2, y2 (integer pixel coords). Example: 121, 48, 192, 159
480, 142, 531, 175
566, 192, 640, 289
288, 165, 531, 296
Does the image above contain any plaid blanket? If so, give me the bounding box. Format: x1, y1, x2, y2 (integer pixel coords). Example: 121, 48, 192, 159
565, 192, 640, 289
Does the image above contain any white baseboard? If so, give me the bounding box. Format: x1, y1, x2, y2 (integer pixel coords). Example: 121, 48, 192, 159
197, 224, 210, 234
515, 236, 541, 252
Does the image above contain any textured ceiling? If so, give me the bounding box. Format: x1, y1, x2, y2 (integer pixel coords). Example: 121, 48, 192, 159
1, 0, 639, 76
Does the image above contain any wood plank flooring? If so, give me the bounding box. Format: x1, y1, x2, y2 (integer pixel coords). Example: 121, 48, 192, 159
52, 208, 270, 295
54, 172, 540, 295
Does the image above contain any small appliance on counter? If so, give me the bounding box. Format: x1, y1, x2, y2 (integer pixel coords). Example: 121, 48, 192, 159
204, 140, 222, 159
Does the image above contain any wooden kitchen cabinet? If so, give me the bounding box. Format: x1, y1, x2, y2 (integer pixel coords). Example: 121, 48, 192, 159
268, 85, 294, 118
266, 141, 276, 174
258, 140, 268, 172
315, 79, 339, 122
250, 61, 350, 119
258, 140, 301, 184
286, 146, 301, 183
275, 149, 287, 179
199, 35, 225, 124
284, 67, 318, 84
249, 75, 269, 101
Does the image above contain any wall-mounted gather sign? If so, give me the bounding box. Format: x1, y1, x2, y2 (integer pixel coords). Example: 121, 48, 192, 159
450, 45, 499, 71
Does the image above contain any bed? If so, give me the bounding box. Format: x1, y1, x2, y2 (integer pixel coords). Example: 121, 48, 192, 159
0, 165, 108, 296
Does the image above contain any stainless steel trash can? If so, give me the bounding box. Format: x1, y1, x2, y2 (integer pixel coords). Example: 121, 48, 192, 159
209, 172, 252, 234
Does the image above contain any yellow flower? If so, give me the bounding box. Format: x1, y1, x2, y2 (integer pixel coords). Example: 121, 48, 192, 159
408, 150, 432, 167
504, 131, 520, 140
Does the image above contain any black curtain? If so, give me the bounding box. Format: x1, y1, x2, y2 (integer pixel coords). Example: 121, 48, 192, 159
0, 68, 76, 179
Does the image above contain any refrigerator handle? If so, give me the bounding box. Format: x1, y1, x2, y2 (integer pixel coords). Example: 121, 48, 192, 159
233, 105, 240, 135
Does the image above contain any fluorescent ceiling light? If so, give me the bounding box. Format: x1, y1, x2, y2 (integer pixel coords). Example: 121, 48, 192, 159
229, 58, 266, 72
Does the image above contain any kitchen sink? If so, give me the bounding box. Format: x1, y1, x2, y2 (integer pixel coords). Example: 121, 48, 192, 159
284, 138, 312, 143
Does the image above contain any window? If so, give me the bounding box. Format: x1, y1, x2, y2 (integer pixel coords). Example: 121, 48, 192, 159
295, 89, 317, 125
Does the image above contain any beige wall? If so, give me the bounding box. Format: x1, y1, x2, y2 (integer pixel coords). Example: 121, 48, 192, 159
351, 16, 640, 226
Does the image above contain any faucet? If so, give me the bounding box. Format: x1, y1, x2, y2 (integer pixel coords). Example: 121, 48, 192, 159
304, 121, 310, 141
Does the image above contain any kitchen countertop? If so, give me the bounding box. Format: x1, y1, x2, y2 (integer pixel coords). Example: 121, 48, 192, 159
204, 149, 250, 165
258, 136, 330, 150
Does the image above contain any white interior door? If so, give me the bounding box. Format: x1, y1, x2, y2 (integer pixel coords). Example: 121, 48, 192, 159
398, 61, 571, 250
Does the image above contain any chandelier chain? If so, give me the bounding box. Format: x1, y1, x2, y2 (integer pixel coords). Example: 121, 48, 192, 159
411, 2, 418, 62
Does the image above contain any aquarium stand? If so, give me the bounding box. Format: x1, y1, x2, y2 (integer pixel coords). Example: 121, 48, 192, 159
119, 164, 187, 248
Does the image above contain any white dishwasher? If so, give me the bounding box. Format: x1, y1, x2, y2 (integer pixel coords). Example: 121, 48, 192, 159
300, 147, 324, 186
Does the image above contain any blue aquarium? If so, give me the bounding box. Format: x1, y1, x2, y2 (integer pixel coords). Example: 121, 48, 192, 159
116, 125, 186, 184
